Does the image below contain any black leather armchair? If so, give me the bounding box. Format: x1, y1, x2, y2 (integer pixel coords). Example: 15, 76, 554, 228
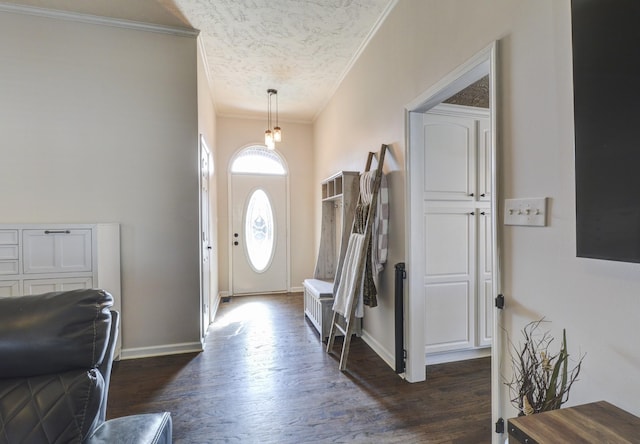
0, 289, 172, 444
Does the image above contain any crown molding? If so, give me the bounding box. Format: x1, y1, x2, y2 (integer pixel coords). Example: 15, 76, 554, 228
216, 111, 312, 126
0, 2, 199, 37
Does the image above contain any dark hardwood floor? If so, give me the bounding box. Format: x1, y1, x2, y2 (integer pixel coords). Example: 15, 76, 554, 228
107, 293, 491, 443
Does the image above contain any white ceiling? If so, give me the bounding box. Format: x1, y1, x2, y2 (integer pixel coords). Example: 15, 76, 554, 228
1, 0, 395, 122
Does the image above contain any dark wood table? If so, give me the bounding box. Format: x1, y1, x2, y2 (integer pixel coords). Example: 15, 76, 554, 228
508, 401, 640, 443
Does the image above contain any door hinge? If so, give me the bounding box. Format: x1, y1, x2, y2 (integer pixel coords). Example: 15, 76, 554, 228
495, 294, 505, 309
495, 417, 505, 434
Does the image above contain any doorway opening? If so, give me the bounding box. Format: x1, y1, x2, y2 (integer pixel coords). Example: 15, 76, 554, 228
405, 42, 502, 443
228, 145, 290, 295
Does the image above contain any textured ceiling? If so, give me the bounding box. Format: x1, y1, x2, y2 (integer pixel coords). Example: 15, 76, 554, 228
1, 0, 395, 122
444, 76, 490, 109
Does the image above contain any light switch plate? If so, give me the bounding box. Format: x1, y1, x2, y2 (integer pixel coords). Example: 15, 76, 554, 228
504, 198, 548, 226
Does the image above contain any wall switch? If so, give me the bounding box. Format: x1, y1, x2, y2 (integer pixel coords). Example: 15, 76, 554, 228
504, 198, 548, 226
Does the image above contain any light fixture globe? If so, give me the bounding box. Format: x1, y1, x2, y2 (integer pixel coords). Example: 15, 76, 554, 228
264, 88, 282, 148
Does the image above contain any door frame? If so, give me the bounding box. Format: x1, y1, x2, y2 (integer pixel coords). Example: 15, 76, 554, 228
404, 41, 502, 442
227, 144, 291, 296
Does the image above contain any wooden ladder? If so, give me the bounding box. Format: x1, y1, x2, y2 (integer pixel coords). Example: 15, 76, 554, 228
326, 144, 388, 371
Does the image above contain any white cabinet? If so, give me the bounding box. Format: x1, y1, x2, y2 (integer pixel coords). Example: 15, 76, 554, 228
0, 280, 20, 297
0, 223, 122, 357
423, 104, 490, 203
477, 117, 492, 202
477, 210, 493, 346
23, 276, 94, 295
424, 207, 476, 353
0, 230, 19, 277
23, 229, 92, 274
423, 113, 477, 201
422, 104, 492, 359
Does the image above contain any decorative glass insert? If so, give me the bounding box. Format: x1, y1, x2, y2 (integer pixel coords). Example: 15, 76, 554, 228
231, 146, 286, 175
245, 189, 275, 272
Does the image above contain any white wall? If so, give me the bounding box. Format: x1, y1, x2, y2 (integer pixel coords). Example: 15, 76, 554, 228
0, 11, 202, 354
314, 0, 640, 422
215, 117, 314, 295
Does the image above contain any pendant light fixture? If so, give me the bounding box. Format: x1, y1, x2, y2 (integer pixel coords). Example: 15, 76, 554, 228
264, 88, 281, 150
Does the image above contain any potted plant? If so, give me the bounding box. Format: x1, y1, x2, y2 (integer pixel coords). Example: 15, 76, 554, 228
505, 319, 585, 416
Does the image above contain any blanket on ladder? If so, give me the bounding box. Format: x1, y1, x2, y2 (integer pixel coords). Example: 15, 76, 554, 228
332, 232, 366, 318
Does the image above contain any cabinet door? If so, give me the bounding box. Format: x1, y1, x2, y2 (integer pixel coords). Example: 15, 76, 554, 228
0, 230, 18, 245
0, 230, 19, 275
424, 207, 476, 353
423, 113, 477, 201
477, 210, 493, 346
23, 229, 92, 274
0, 261, 19, 275
23, 277, 93, 295
0, 280, 20, 297
477, 117, 492, 202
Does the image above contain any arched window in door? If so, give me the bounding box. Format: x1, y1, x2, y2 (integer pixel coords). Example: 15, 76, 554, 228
230, 145, 286, 175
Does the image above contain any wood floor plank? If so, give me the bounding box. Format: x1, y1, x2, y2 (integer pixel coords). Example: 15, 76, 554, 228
107, 293, 491, 443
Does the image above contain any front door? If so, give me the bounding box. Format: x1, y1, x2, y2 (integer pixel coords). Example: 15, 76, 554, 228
230, 174, 287, 294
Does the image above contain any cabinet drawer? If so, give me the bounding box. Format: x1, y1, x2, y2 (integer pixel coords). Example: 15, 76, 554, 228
23, 229, 92, 274
23, 277, 93, 295
0, 230, 18, 245
0, 245, 18, 260
0, 261, 19, 275
0, 280, 20, 297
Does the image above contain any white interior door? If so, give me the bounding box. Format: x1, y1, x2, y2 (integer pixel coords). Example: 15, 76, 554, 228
200, 136, 212, 338
230, 174, 287, 294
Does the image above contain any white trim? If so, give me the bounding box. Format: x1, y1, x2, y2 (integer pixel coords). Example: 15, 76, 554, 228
404, 111, 427, 383
216, 111, 312, 126
120, 342, 203, 360
209, 293, 221, 329
361, 329, 396, 371
313, 0, 399, 122
96, 223, 122, 359
489, 41, 504, 444
289, 286, 303, 293
425, 348, 491, 366
428, 103, 490, 119
0, 2, 199, 37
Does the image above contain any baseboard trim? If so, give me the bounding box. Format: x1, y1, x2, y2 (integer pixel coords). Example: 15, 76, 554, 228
120, 341, 203, 360
425, 347, 491, 365
289, 286, 303, 293
361, 329, 396, 371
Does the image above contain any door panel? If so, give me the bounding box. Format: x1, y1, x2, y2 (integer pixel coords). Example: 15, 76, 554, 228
424, 282, 471, 352
423, 113, 476, 201
424, 207, 475, 353
24, 276, 93, 294
23, 229, 92, 274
